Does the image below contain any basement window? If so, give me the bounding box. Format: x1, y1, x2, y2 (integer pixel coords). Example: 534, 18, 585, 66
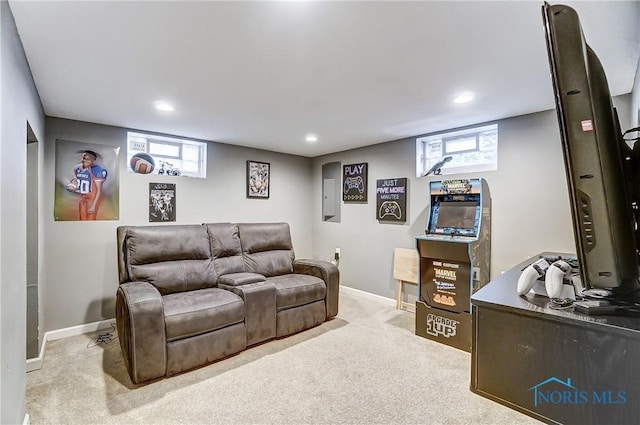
415, 123, 498, 177
127, 132, 207, 178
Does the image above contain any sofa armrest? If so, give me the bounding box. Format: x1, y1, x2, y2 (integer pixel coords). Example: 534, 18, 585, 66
218, 272, 266, 287
220, 281, 276, 346
294, 259, 340, 319
116, 281, 166, 384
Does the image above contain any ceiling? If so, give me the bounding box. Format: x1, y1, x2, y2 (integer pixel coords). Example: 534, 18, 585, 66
9, 1, 640, 158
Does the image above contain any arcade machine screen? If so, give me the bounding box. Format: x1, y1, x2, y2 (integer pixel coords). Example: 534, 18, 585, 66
435, 201, 477, 231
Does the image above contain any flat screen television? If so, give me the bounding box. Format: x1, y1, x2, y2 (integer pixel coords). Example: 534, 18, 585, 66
542, 2, 640, 299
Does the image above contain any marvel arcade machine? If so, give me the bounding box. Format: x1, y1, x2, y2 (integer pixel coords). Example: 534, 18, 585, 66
415, 178, 491, 352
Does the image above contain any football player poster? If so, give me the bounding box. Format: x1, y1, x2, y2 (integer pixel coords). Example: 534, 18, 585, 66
149, 183, 176, 222
54, 139, 120, 221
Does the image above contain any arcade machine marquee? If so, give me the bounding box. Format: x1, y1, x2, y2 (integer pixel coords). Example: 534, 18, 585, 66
415, 178, 491, 351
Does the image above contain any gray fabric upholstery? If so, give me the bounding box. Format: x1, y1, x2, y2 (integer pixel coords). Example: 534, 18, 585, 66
119, 225, 217, 295
116, 222, 340, 384
163, 288, 245, 342
129, 259, 216, 295
207, 223, 246, 276
238, 222, 294, 252
123, 225, 211, 264
221, 281, 276, 346
238, 223, 294, 276
276, 300, 326, 337
166, 323, 246, 376
266, 274, 326, 311
116, 282, 166, 384
218, 272, 266, 287
294, 259, 340, 319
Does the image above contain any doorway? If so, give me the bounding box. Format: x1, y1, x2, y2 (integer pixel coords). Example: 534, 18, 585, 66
26, 122, 39, 359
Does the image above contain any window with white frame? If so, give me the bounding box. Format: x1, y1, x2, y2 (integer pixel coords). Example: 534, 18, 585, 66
415, 123, 498, 177
127, 132, 207, 178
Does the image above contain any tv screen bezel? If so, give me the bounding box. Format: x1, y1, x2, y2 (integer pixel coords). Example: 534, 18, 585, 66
542, 2, 639, 295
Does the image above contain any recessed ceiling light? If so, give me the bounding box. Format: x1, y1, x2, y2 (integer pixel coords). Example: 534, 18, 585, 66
154, 101, 175, 112
305, 134, 318, 143
453, 92, 475, 104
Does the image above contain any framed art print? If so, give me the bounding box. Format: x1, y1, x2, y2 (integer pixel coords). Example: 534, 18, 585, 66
376, 178, 407, 222
149, 182, 176, 222
247, 160, 270, 199
343, 162, 368, 202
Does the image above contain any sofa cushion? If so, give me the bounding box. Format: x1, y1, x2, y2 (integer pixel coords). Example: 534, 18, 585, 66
243, 250, 295, 277
238, 223, 294, 276
206, 223, 246, 276
266, 274, 326, 311
122, 224, 217, 294
125, 225, 211, 264
130, 260, 216, 295
163, 288, 245, 342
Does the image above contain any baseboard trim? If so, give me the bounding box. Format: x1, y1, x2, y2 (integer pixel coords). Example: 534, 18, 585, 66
23, 413, 30, 425
26, 318, 116, 372
340, 284, 396, 306
26, 338, 47, 372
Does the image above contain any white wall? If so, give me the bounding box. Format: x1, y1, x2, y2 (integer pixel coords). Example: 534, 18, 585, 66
42, 117, 314, 332
311, 97, 632, 301
0, 1, 45, 423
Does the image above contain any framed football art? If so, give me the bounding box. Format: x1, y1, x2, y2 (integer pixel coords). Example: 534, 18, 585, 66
247, 160, 270, 199
149, 182, 176, 222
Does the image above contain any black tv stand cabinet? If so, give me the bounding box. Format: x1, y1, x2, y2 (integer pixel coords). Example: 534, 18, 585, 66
470, 253, 640, 425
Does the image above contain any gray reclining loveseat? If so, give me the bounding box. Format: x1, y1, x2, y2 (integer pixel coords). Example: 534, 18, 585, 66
115, 222, 339, 384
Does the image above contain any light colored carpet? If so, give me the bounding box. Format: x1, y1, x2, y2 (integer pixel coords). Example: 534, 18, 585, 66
26, 288, 540, 424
